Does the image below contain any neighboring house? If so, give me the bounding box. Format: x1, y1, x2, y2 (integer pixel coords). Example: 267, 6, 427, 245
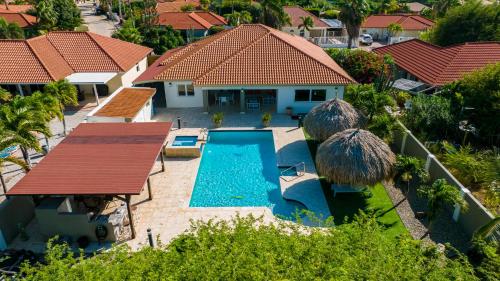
156, 0, 201, 13
0, 32, 152, 104
0, 10, 36, 28
282, 6, 330, 39
374, 39, 500, 91
405, 2, 430, 14
0, 4, 32, 13
361, 14, 434, 44
157, 11, 226, 39
134, 24, 354, 114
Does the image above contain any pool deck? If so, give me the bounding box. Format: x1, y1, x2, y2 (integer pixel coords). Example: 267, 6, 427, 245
128, 109, 329, 249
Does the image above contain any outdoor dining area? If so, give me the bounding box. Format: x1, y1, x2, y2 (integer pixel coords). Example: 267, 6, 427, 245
208, 90, 277, 112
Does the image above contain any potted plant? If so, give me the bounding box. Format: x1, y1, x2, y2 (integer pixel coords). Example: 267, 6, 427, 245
285, 106, 293, 116
262, 112, 272, 127
212, 112, 224, 128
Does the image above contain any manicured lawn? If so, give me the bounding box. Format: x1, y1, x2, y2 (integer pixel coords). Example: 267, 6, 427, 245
304, 129, 408, 239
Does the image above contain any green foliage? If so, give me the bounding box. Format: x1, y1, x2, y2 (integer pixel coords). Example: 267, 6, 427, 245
180, 3, 196, 11
402, 93, 454, 140
141, 26, 184, 55
35, 0, 57, 31
440, 141, 498, 191
345, 84, 394, 121
209, 25, 225, 34
212, 111, 224, 127
261, 112, 271, 126
418, 178, 467, 227
0, 87, 11, 102
427, 0, 500, 46
52, 0, 82, 30
321, 9, 339, 19
112, 19, 143, 44
258, 0, 290, 29
19, 215, 478, 280
395, 154, 429, 185
326, 48, 387, 84
440, 63, 500, 145
338, 0, 370, 48
387, 22, 402, 37
225, 10, 252, 26
373, 0, 400, 14
392, 91, 411, 108
430, 0, 460, 18
298, 15, 314, 31
43, 79, 78, 110
367, 113, 398, 143
468, 238, 500, 281
0, 17, 24, 39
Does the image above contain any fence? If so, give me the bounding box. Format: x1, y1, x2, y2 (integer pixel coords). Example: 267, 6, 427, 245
392, 121, 495, 237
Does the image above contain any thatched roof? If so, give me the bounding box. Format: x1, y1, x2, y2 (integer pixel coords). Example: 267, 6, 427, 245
303, 99, 366, 142
316, 129, 396, 186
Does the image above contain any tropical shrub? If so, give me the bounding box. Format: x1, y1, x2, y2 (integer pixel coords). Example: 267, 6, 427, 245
326, 48, 387, 84
19, 215, 479, 280
0, 17, 24, 39
261, 112, 271, 127
112, 19, 143, 44
395, 155, 429, 186
344, 84, 394, 121
427, 0, 500, 46
402, 94, 454, 140
367, 113, 398, 143
212, 112, 224, 127
140, 26, 185, 55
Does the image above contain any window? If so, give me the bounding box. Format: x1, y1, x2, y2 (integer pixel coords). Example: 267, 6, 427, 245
178, 84, 195, 96
136, 64, 140, 72
295, 89, 328, 102
311, 89, 326, 101
294, 90, 310, 102
299, 29, 305, 37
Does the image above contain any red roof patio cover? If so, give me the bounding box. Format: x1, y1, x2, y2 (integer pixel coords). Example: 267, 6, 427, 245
7, 122, 172, 196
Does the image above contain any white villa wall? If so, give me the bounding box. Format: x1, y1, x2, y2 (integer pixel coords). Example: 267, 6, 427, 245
164, 81, 204, 108
133, 99, 153, 122
107, 57, 149, 93
361, 27, 424, 41
276, 85, 344, 114
282, 26, 311, 38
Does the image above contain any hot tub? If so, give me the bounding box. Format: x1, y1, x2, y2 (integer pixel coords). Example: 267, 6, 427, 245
172, 136, 198, 146
165, 136, 202, 157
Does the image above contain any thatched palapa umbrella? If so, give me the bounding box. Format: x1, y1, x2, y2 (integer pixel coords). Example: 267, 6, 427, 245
316, 129, 396, 186
303, 99, 366, 142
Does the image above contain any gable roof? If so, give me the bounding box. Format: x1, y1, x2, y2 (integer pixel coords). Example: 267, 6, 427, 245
362, 14, 434, 30
158, 11, 226, 30
156, 0, 200, 13
94, 88, 156, 118
374, 39, 500, 86
135, 24, 354, 86
0, 4, 32, 13
0, 11, 36, 27
406, 2, 429, 13
0, 32, 152, 83
283, 6, 329, 28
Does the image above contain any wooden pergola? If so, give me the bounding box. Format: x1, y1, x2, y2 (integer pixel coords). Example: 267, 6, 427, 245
6, 122, 172, 239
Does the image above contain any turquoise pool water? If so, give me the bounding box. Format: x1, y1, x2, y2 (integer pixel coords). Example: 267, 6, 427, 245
172, 136, 197, 146
190, 130, 306, 218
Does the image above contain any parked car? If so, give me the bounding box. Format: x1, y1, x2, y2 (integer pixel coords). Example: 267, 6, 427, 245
359, 34, 373, 45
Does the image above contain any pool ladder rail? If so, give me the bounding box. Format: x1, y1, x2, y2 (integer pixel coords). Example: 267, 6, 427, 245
280, 162, 306, 182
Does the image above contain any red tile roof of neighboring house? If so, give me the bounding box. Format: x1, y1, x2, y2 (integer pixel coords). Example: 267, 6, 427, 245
374, 39, 500, 86
158, 11, 226, 30
94, 88, 156, 118
0, 32, 152, 83
283, 6, 329, 28
156, 0, 200, 13
7, 122, 172, 196
362, 14, 434, 30
135, 24, 354, 86
0, 11, 36, 27
0, 4, 33, 13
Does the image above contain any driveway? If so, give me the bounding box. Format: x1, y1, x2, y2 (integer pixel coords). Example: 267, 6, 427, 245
79, 2, 117, 37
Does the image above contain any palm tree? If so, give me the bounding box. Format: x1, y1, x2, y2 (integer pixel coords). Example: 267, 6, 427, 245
387, 23, 403, 43
394, 155, 428, 199
259, 0, 290, 29
43, 79, 78, 136
338, 0, 370, 49
298, 16, 314, 36
0, 130, 29, 195
0, 95, 55, 169
0, 87, 11, 103
0, 17, 25, 39
417, 178, 467, 237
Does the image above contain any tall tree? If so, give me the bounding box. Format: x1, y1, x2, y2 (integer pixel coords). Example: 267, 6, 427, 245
43, 80, 78, 136
0, 94, 56, 168
387, 22, 402, 41
298, 16, 314, 34
0, 130, 29, 195
35, 0, 57, 31
259, 0, 290, 29
225, 10, 252, 26
52, 0, 82, 30
428, 0, 499, 46
0, 17, 24, 39
338, 0, 370, 48
418, 179, 467, 236
112, 19, 143, 44
431, 0, 460, 18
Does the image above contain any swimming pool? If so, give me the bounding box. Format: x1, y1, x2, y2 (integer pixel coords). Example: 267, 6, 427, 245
190, 130, 306, 219
172, 136, 198, 146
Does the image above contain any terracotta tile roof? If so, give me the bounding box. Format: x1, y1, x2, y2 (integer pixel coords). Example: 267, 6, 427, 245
0, 12, 36, 27
156, 0, 200, 13
0, 4, 33, 13
374, 39, 500, 86
7, 122, 172, 196
283, 6, 329, 28
94, 88, 156, 118
406, 2, 429, 13
0, 32, 152, 83
135, 24, 354, 86
362, 14, 434, 30
158, 11, 226, 30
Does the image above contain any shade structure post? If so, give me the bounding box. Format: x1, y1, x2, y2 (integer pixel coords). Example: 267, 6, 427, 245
147, 177, 153, 200
93, 84, 100, 105
240, 90, 245, 113
160, 149, 165, 172
126, 195, 136, 239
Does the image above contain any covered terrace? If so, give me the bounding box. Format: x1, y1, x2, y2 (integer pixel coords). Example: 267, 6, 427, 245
6, 122, 172, 244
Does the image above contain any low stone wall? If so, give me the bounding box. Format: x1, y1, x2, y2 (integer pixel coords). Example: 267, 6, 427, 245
165, 146, 201, 158
393, 121, 495, 237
